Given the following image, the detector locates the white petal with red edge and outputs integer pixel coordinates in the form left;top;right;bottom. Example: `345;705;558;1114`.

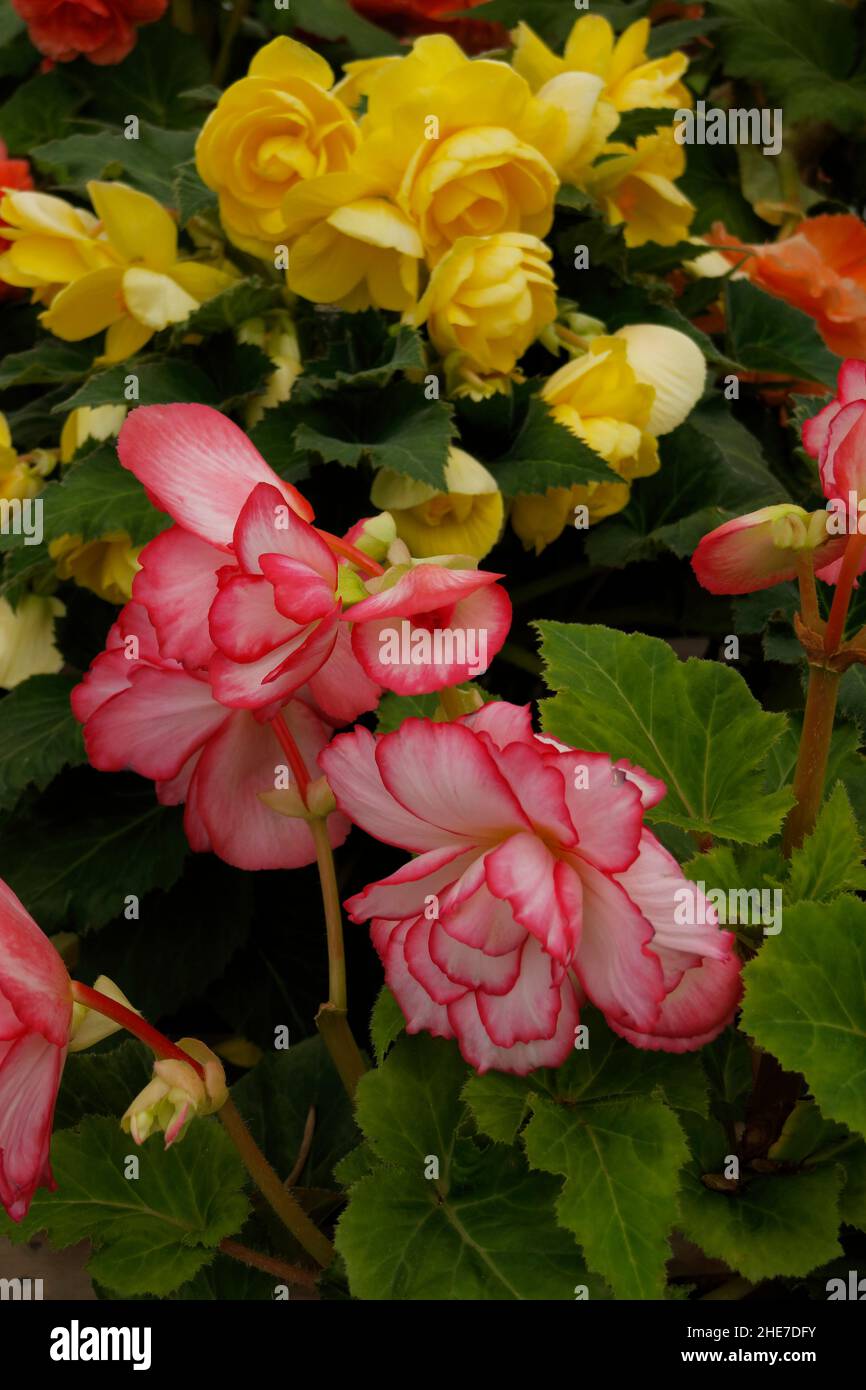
571;857;664;1033
209;574;302;663
0;1034;64;1221
485;832;581;964
344;845;478;923
133;526;225;670
372;917;455;1040
208;609;339;709
262;555;338;624
83;667;230;781
191;705;348;870
376;719;530;843
321;726;463;853
233;483;333;578
117;404;312;549
547;749;643;872
305;622;382;725
448;978;579;1076
428;919;522;995
0;882;71;1046
608;950;742;1052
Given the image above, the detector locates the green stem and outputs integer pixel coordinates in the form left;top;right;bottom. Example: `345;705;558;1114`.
311;818;367;1100
212;0;251;87
218;1098;333;1268
781;663;841;855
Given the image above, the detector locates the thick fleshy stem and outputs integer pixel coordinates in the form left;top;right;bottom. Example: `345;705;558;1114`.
824;530;866;654
219;1239;319;1290
781;664;840;855
268;715;366;1100
315;529;385;578
71;983;333;1267
218;1098;334;1267
69;982;205;1077
795;553;820;632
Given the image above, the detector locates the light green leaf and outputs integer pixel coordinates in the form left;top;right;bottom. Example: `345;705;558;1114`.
537;621;793;842
0;675;85;812
339;1033;606;1300
369;986;406;1065
2;1117;250;1296
524;1093;688;1300
678;1160;843;1282
787;783;866;902
741;896;866;1137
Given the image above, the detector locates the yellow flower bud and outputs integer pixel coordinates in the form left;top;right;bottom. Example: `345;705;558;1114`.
371;449;504;561
613;323;706;435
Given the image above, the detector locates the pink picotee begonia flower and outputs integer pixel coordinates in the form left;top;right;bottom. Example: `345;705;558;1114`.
693;359;866;596
0;880;72;1221
72;602;351;870
320;702;742;1074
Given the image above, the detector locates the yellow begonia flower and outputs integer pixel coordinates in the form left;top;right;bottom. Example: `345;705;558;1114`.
238;314;302;426
371;448;504;561
333;55;402;110
0;190;115;294
513;16;692;113
409;232;556;378
512;337;659;552
196;36;359;259
0;412;55;500
40;181;233;364
60;404;128;464
0;594;64;689
585;128;695;247
352;36;569;263
50;531;141;605
283;172;423;312
612;323;706;435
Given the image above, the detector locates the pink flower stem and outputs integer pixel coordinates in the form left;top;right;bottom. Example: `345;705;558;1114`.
69;982;205;1076
315;529;385;577
271;711;311;801
268;714;366;1100
824;530;866;655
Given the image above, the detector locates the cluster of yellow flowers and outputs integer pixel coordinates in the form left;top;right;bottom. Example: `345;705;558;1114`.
0;16;706;685
194;17;701;556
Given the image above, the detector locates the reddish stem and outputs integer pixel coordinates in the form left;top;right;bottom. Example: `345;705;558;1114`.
69;982;205;1077
824;530;866;654
270;711;311;798
315;528;385;577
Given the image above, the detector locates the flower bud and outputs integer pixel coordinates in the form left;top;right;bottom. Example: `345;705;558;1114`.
121;1039;228;1149
613;323;706;435
68;975;139;1053
692;504;847;595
